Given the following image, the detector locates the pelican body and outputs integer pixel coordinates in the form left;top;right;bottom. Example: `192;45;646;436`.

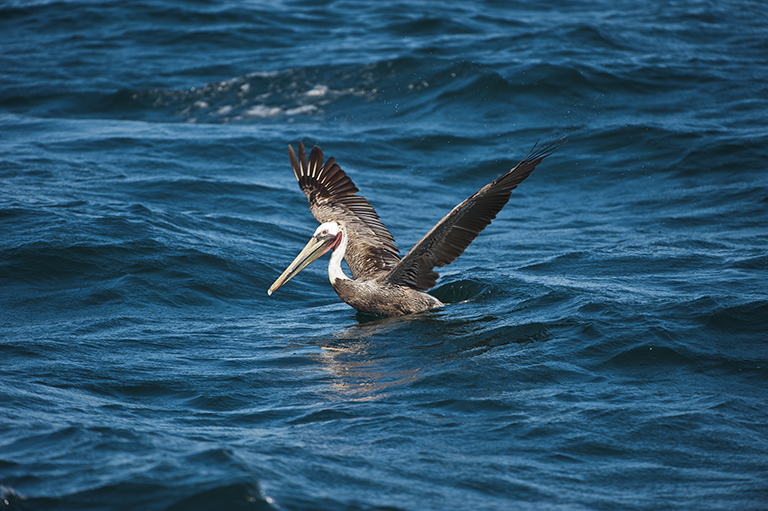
268;139;561;316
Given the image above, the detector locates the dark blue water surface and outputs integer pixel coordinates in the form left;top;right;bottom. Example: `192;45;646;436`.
2;0;768;509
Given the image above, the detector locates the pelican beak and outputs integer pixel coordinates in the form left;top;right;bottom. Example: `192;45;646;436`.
268;232;340;295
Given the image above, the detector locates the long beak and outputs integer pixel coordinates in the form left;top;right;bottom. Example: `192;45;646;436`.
267;234;338;295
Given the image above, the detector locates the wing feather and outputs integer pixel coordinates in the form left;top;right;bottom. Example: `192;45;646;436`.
386;137;563;290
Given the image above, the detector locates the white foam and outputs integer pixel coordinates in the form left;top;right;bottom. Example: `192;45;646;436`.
285;105;318;116
305;85;329;97
242;105;282;118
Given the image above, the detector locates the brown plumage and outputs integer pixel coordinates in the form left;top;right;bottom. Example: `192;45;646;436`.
288;143;400;278
269;138;562;316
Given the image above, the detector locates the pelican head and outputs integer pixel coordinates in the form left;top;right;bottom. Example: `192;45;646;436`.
267;222;342;295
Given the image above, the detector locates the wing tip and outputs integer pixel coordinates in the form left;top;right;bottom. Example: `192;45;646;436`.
524;134;567;163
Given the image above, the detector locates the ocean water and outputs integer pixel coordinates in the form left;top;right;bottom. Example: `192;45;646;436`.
2;0;767;509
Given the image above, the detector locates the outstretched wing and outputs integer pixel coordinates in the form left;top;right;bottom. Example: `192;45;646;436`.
385;137;563;290
288;141;401;279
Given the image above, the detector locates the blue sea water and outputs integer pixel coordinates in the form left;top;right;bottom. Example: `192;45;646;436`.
2;0;768;509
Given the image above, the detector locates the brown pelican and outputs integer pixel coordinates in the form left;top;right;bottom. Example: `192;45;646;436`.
268;139;561;316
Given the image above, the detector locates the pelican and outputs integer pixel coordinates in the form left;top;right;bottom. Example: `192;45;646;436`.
268;139;561;316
